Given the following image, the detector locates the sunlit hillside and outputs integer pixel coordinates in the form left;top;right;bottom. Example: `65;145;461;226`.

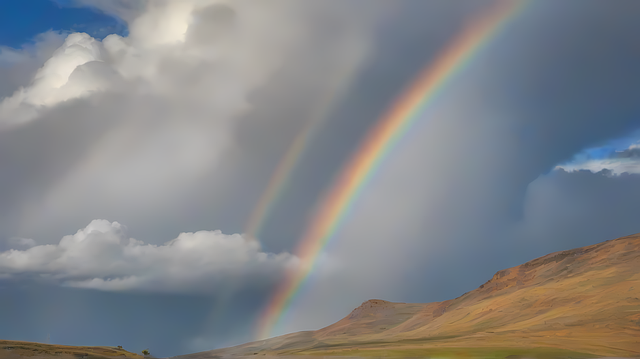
177;233;640;359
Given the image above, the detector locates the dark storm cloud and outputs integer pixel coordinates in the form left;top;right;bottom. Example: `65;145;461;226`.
0;281;267;357
509;169;640;258
254;0;501;252
612;147;640;158
398;0;640;292
280;0;640;333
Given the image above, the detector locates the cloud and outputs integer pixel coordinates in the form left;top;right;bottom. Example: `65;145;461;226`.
6;237;37;250
0;31;67;99
506;168;640;260
0;219;298;294
1;1;257;129
613;146;640;158
557;160;640;175
557;143;640;175
0;0;377;129
0;0;385;245
61;0;148;24
0;33;113;127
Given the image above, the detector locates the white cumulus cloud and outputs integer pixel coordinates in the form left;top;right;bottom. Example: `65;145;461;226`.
556;159;640;175
0;220;298;294
556;143;640;175
0;33;112;127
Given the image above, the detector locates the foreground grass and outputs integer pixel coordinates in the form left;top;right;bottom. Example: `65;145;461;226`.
294;346;599;359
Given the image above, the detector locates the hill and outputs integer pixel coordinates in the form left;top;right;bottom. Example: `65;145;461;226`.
0;340;143;359
176;233;640;359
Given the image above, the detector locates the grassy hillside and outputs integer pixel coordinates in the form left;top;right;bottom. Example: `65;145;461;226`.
180;233;640;359
0;340;143;359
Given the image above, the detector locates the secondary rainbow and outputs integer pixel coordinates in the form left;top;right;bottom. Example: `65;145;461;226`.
244;49;365;239
256;0;526;340
244;125;311;238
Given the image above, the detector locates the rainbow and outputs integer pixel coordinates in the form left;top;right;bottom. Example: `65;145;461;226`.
244;48;366;239
256;0;526;340
244;124;311;238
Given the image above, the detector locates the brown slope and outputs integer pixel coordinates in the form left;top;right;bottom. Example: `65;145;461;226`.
179;232;640;359
0;340;143;359
314;299;427;340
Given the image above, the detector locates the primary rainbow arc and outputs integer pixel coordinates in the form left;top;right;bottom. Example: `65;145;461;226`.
256;0;527;340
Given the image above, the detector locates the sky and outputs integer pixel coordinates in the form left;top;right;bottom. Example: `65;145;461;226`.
1;0;640;357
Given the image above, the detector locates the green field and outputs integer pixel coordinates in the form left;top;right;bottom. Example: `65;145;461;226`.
295;346;599;359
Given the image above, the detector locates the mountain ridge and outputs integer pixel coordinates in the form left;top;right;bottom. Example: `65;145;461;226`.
176;232;640;359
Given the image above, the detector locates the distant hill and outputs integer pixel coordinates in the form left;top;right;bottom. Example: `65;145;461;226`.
176;233;640;359
0;340;143;359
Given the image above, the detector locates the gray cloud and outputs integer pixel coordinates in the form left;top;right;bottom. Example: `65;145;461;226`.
508;169;640;257
0;0;387;246
0;281;267;357
278;0;640;334
614;146;640;158
6;237;37;250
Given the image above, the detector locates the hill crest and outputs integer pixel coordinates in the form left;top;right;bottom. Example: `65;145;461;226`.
176;233;640;359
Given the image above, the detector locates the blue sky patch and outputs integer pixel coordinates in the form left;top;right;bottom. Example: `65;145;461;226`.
0;0;127;49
